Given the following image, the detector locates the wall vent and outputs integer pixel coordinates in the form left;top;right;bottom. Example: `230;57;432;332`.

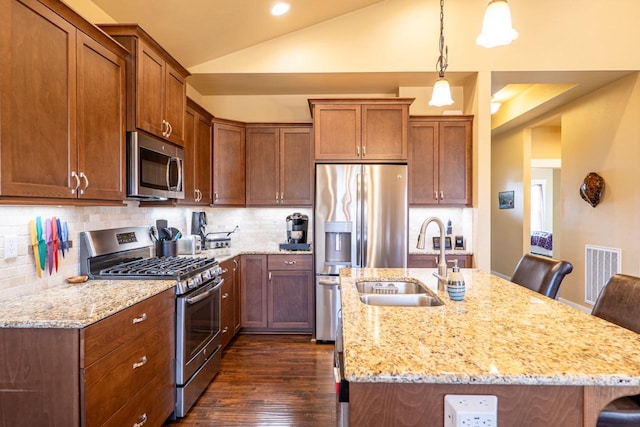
585;245;621;305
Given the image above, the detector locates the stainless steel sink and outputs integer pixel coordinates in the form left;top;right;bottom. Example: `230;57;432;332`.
359;293;444;307
355;280;427;295
355;279;444;307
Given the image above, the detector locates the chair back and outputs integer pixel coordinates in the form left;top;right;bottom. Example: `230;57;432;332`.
510;253;573;299
591;274;640;333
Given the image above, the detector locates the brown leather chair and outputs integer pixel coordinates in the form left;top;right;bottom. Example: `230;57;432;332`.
510;253;573;299
592;274;640;427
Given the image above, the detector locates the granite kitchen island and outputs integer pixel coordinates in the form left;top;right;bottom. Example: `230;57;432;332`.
339;268;640;426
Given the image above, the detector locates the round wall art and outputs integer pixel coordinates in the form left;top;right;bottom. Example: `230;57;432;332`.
580;172;605;208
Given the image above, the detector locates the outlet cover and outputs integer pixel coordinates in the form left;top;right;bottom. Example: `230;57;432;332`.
5;235;17;259
444;394;497;427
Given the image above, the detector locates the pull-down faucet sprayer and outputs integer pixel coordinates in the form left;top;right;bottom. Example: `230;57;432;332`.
417;216;447;290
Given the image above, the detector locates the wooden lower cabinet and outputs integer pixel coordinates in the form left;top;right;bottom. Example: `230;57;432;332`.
408;254;473;268
0;288;175;427
240;254;313;333
220;257;241;349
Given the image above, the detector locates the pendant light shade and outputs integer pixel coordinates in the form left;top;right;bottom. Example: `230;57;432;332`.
429;0;454;107
476;0;518;48
429;78;454;107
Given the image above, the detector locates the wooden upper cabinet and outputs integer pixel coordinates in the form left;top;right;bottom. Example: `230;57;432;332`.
408;116;473;206
246;125;313;206
99;24;189;146
181;98;212;205
309;98;413;161
213;119;246;206
0;0;126;203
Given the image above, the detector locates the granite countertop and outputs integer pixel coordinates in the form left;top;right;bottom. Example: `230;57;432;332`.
340;268;640;387
0;279;175;329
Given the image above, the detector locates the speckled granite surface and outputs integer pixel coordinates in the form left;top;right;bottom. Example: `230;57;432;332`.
340;268;640;387
0;280;175;328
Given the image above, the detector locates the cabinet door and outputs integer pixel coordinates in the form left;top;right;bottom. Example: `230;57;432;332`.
313;104;361;160
136;41;165;138
76;31;126;201
240;255;267;328
362;104;408;160
246;127;279;205
0;0;77;199
268;269;314;331
232;258;241;333
213;121;246;205
408;120;438;205
439;120;472;205
280;127;313;206
163;63;186;146
194;115;212;204
182;108;197;203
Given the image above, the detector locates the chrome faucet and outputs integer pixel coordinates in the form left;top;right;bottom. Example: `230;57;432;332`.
417;217;447;290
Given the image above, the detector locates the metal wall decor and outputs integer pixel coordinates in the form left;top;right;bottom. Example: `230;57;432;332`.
580;172;605;207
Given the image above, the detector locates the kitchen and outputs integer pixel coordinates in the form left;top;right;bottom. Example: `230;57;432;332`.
1;0;640;426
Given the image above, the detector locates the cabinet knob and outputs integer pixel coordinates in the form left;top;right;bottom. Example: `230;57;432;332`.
71;171;81;195
222;326;229;334
79;172;89;195
133;413;148;427
132;355;147;370
132;313;147;324
222;292;229;299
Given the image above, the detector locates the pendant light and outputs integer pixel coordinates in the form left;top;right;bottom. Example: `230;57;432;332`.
429;0;454;107
476;0;518;48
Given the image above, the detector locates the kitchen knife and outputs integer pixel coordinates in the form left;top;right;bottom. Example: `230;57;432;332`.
46;218;53;275
52;217;59;272
36;217;46;272
29;220;42;278
60;220;67;257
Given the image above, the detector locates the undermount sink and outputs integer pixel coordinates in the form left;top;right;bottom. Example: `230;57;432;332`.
359;293;444;307
355;280;427;295
355;279;444;307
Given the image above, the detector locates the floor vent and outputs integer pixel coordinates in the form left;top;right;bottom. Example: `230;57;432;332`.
585;245;621;305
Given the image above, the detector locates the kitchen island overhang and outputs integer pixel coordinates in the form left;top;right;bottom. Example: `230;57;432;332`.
339;268;640;426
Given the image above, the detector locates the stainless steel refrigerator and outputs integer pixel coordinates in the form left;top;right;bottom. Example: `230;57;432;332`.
314;164;408;341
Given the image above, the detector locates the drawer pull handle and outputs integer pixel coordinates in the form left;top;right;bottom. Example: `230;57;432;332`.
133;413;147;427
222;292;229;299
222;326;229;333
132;313;147;324
132;356;147;370
285;261;296;265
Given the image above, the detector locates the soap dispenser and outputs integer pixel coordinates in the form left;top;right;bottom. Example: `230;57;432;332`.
446;259;465;301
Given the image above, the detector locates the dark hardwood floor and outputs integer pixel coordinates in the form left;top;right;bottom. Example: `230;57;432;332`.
166;334;337;426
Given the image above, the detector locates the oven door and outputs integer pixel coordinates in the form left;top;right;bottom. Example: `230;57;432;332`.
176;276;222;385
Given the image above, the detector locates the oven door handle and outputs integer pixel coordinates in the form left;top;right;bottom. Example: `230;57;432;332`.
186;279;224;305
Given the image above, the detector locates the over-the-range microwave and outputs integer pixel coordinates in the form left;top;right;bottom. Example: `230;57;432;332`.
127;131;184;200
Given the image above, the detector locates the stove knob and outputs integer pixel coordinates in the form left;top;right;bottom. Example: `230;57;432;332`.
202;270;211;281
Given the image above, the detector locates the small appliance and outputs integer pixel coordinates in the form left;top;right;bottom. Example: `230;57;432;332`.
279;212;310;251
191;211;207;242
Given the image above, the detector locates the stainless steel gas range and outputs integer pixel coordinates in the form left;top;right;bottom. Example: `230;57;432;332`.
80;226;223;418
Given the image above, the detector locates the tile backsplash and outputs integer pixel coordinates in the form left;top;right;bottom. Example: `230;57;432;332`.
0;203;471;300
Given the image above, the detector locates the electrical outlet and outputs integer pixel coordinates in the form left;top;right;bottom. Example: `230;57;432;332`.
5;235;17;259
444;394;497;427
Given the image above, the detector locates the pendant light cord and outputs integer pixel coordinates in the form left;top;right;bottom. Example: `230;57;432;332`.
435;0;448;78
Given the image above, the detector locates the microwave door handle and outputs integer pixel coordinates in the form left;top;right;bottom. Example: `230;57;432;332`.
165;158;172;190
176;158;183;191
166;157;183;191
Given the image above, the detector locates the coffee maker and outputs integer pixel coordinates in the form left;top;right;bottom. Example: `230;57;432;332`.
191;211;207;242
279;213;311;251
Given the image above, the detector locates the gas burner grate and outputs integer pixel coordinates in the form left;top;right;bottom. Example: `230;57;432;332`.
99;256;217;278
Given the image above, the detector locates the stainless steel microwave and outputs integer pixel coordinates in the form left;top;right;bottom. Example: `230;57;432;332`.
127;131;184;200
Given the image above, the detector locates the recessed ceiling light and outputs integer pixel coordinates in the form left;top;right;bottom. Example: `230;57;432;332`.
271;2;290;16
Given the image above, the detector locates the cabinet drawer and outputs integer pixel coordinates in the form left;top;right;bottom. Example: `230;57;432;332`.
84;311;173;426
267;254;312;271
100;373;174;427
83;288;174;366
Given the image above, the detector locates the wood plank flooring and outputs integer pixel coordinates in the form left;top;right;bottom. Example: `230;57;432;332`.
166;334;337;426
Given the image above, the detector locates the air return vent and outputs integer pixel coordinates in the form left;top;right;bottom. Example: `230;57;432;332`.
585;245;621;305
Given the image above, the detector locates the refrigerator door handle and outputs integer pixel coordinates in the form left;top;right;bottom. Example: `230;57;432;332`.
356;173;362;267
361;171;368;267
